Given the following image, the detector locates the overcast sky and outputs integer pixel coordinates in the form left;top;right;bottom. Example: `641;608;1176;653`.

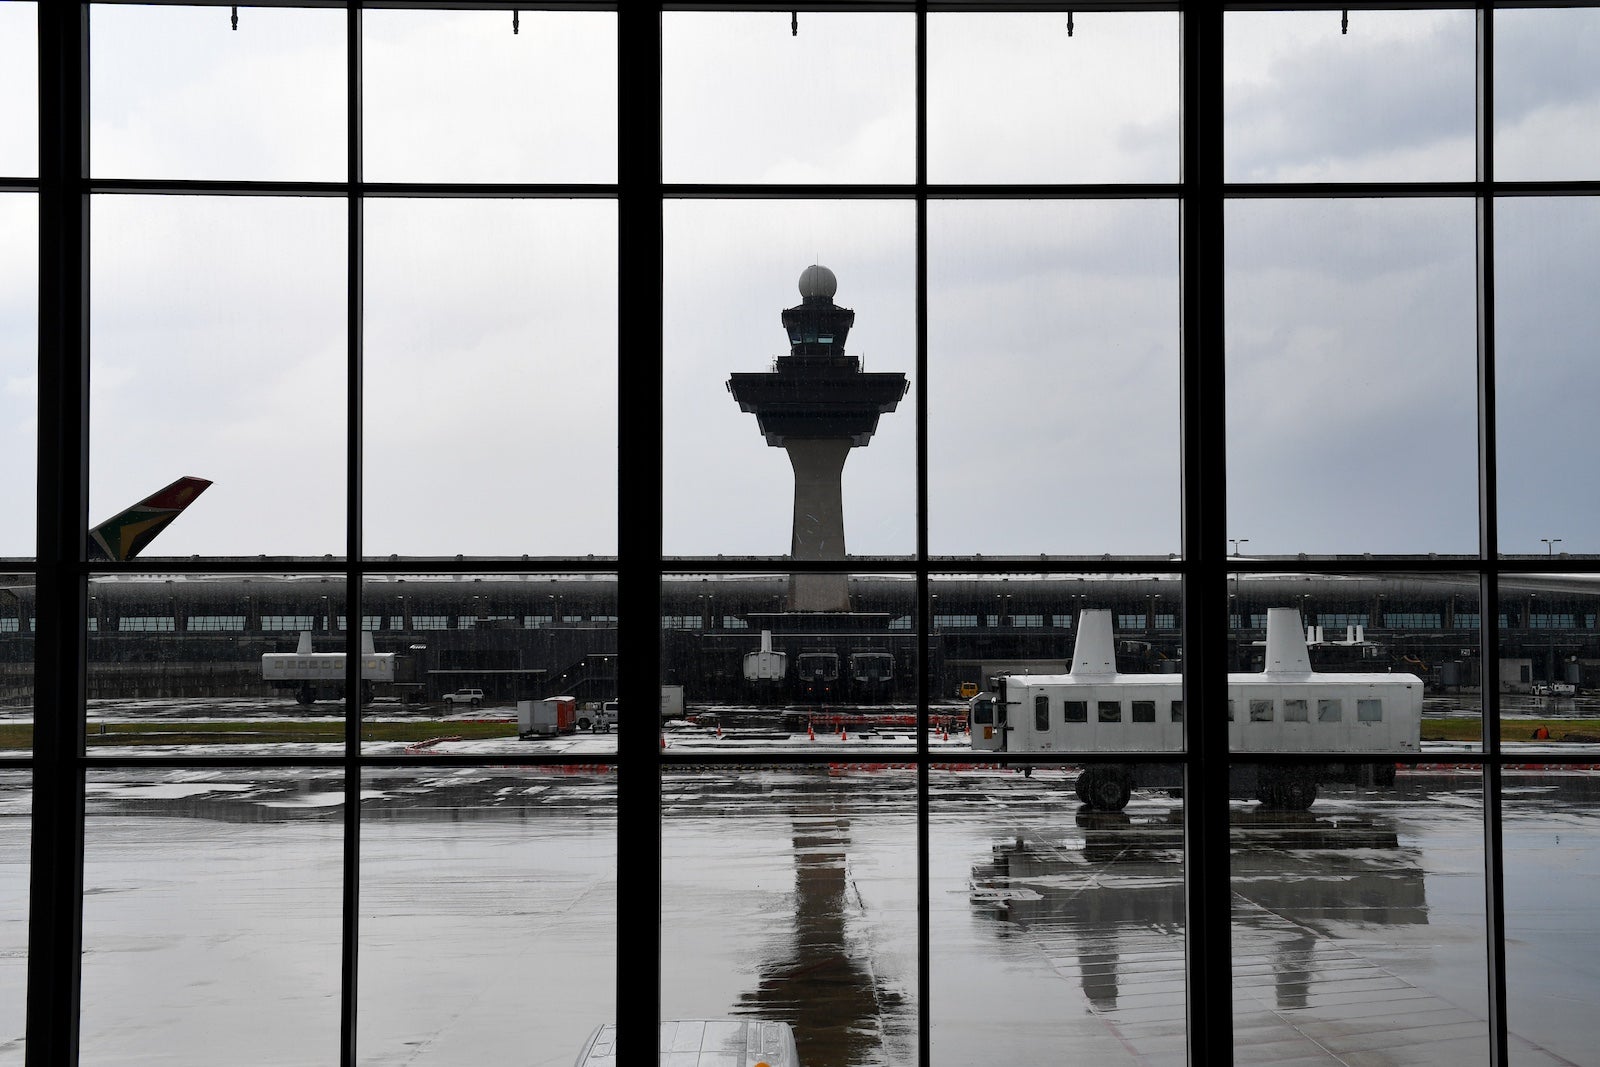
2;5;1598;560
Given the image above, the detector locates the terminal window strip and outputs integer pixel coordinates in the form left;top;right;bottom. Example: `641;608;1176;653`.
117;616;175;632
186;615;245;632
262;615;315;631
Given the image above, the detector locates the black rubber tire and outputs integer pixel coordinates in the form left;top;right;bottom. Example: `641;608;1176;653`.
1075;769;1094;804
1281;776;1317;811
470;698;481;708
1373;763;1397;787
577;717;591;731
1089;772;1131;813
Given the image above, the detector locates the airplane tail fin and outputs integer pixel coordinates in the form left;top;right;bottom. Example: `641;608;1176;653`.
87;476;212;562
1070;608;1119;676
1264;607;1313;674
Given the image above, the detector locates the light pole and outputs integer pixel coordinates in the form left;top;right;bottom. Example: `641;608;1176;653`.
1542;538;1563;557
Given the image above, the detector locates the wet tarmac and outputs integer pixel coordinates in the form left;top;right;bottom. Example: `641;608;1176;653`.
1;767;1598;1065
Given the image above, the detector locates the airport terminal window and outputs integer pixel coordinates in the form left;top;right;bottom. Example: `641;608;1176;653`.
13;6;1599;1067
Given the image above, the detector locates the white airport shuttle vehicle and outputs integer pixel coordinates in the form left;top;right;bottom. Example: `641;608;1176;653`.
261;630;395;705
573;1019;800;1067
969;607;1422;812
743;629;788;684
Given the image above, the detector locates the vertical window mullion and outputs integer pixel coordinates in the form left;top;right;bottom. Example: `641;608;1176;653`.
339;4;364;1065
617;7;664;1065
26;3;89;1065
1475;9;1510;1066
914;6;930;1067
1179;5;1232;1065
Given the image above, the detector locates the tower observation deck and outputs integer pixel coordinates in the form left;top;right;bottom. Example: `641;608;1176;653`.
727;265;908;612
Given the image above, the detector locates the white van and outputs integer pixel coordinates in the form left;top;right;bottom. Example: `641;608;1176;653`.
573;1019;800;1067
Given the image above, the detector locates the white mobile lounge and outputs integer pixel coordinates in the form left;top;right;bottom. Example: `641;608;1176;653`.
969;607;1422;811
572;1019;801;1067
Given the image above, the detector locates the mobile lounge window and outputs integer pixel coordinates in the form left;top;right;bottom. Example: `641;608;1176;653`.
1064;700;1087;723
1250;699;1273;722
1099;701;1121;723
1035;695;1050;731
1318;699;1343;722
1358;699;1384;722
1132;700;1156;723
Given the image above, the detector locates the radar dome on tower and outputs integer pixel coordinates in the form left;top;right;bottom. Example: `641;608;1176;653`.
798;264;838;304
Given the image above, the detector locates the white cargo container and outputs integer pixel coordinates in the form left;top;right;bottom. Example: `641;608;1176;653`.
518;696;577;737
659;684;686;720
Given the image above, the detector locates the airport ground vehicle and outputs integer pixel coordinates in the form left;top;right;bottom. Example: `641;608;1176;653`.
262;630;395;705
578;700;617;732
518;696;577;736
442;688;483;708
970;608;1422;812
572;1019;800;1067
958;681;979;699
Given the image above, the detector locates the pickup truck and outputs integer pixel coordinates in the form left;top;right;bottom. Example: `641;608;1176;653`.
442;688;484;708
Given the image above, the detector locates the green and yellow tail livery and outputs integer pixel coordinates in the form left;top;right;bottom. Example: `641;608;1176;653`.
87;476;212;562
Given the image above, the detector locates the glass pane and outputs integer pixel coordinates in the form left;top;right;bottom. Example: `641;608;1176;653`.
0;4;36;177
940;573;1184;770
929;200;1179;556
1224;10;1475;183
362;573;617;756
359;767;616;1062
87;573;349;756
80;768;343;1064
364;198;617;557
1498;575;1600;752
0;194;35;560
1495;197;1600;556
1225;199;1477;556
661;572;927;757
664;200;915;557
929;12;1179;184
90;195;347;557
662;13;914;184
0;573;32;757
1231;768;1488;1061
363;10;617;184
1229;573;1476;761
936;766;1187;1065
1495;8;1600;181
89;4;346;181
0;769;28;1054
661;764;918;1066
1503;773;1600;1062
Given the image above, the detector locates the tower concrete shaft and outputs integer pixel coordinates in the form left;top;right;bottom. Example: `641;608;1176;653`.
785;439;851;611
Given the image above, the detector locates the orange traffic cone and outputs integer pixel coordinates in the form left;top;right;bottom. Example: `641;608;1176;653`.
716;723;722;738
660;735;666;749
840;727;848;741
807;724;816;740
941;728;949;742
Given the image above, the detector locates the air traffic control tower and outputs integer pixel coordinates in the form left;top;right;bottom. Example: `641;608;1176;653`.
727;265;908;612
